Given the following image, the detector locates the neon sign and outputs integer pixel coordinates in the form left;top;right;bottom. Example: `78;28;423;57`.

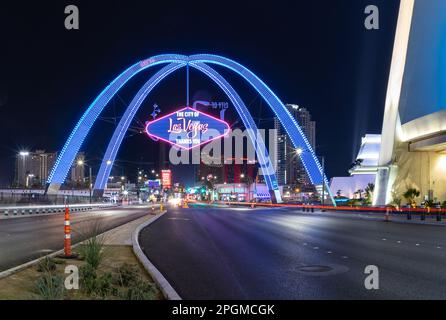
161;170;172;189
145;106;230;150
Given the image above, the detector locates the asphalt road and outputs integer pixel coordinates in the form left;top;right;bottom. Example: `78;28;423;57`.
0;205;152;271
139;206;446;299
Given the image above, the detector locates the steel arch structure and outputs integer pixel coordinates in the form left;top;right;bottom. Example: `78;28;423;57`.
46;54;335;205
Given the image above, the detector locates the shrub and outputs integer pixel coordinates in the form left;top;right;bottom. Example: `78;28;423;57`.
115;263;139;287
79;264;98;295
75;221;107;270
80;264;116;298
79;236;105;270
123;279;157;300
35;273;65;300
36;257;57;273
95;272;116;298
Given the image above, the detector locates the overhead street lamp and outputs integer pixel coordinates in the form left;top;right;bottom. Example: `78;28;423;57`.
77;160;93;204
295;147;326;205
19;151;30;188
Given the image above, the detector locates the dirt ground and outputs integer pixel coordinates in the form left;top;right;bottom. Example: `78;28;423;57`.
0;245;163;300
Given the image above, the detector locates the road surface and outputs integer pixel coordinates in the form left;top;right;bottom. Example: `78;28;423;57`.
139;206;446;299
0;205;153;271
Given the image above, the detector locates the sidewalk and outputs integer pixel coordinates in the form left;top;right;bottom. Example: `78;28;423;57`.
308;209;446;226
102;213;160;246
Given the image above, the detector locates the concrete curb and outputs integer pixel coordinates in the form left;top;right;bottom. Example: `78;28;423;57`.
0;244;79;280
0;209;126;280
132;210;182;301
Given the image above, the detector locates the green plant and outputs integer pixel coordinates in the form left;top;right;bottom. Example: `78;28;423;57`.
116;263;139;287
424;199;434;208
123;279;157;300
80;264;98;295
36;257;57;273
390;190;402;209
403;188;420;207
35;273;65;300
77;222;106;269
80;264;116;298
95;272;116;298
364;183;375;205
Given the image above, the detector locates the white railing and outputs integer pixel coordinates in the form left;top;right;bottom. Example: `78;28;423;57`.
0;203;119;218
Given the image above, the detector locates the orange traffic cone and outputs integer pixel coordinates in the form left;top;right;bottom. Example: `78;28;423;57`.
64;205;72;257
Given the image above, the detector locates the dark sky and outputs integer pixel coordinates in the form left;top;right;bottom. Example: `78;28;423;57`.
0;0;400;186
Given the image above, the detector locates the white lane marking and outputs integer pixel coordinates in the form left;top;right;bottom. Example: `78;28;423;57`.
397;241;402;243
313;247;319;250
415;243;420;246
167;218;190;221
437;246;442;249
327;251;332;254
342;256;348;259
382;238;387;241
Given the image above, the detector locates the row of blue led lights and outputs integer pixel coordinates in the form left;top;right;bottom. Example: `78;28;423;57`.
95;63;186;190
189;62;279;196
190;55;333;202
47;54;189;185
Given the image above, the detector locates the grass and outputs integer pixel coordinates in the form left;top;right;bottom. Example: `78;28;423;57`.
0;246;163;300
35;272;65;300
75;221;107;270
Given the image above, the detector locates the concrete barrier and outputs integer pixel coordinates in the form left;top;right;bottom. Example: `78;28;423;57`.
0;203;119;219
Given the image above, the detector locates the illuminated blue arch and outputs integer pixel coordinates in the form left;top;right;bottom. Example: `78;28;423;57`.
94;61;281;201
189;55;334;204
46;54;188;192
94;62;186;191
47;54;334;205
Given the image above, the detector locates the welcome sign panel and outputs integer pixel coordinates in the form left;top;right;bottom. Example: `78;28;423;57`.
145;107;230;150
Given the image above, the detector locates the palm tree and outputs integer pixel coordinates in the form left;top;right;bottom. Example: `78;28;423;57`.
364;183;375;204
403;188;420;207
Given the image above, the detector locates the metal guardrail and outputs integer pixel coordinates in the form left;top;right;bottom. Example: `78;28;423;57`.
0;203;119;218
190;200;446;217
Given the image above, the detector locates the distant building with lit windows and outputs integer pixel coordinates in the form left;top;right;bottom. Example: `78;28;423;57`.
15;150;57;188
274;104;316;191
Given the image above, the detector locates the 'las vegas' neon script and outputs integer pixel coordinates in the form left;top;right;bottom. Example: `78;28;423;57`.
168;111;209;139
145;107;230;150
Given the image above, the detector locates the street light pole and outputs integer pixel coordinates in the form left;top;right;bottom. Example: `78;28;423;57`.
89;166;92;204
296;148;327;206
321;156;325;206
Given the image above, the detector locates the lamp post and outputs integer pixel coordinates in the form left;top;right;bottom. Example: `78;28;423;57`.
77;160;93;204
19;151;29;188
321;156;325;205
295;148;326;205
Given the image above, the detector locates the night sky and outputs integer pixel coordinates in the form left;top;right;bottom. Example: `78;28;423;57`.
0;0;400;186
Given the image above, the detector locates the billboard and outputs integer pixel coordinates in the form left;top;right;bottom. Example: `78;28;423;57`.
161;170;172;189
145;107;230;150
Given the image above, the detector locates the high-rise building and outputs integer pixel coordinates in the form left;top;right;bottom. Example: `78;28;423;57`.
274;104;316;190
15;150;57;187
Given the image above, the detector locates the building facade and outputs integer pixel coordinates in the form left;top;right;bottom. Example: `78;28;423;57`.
274;104;316;191
15;150;57;188
374;0;446;206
